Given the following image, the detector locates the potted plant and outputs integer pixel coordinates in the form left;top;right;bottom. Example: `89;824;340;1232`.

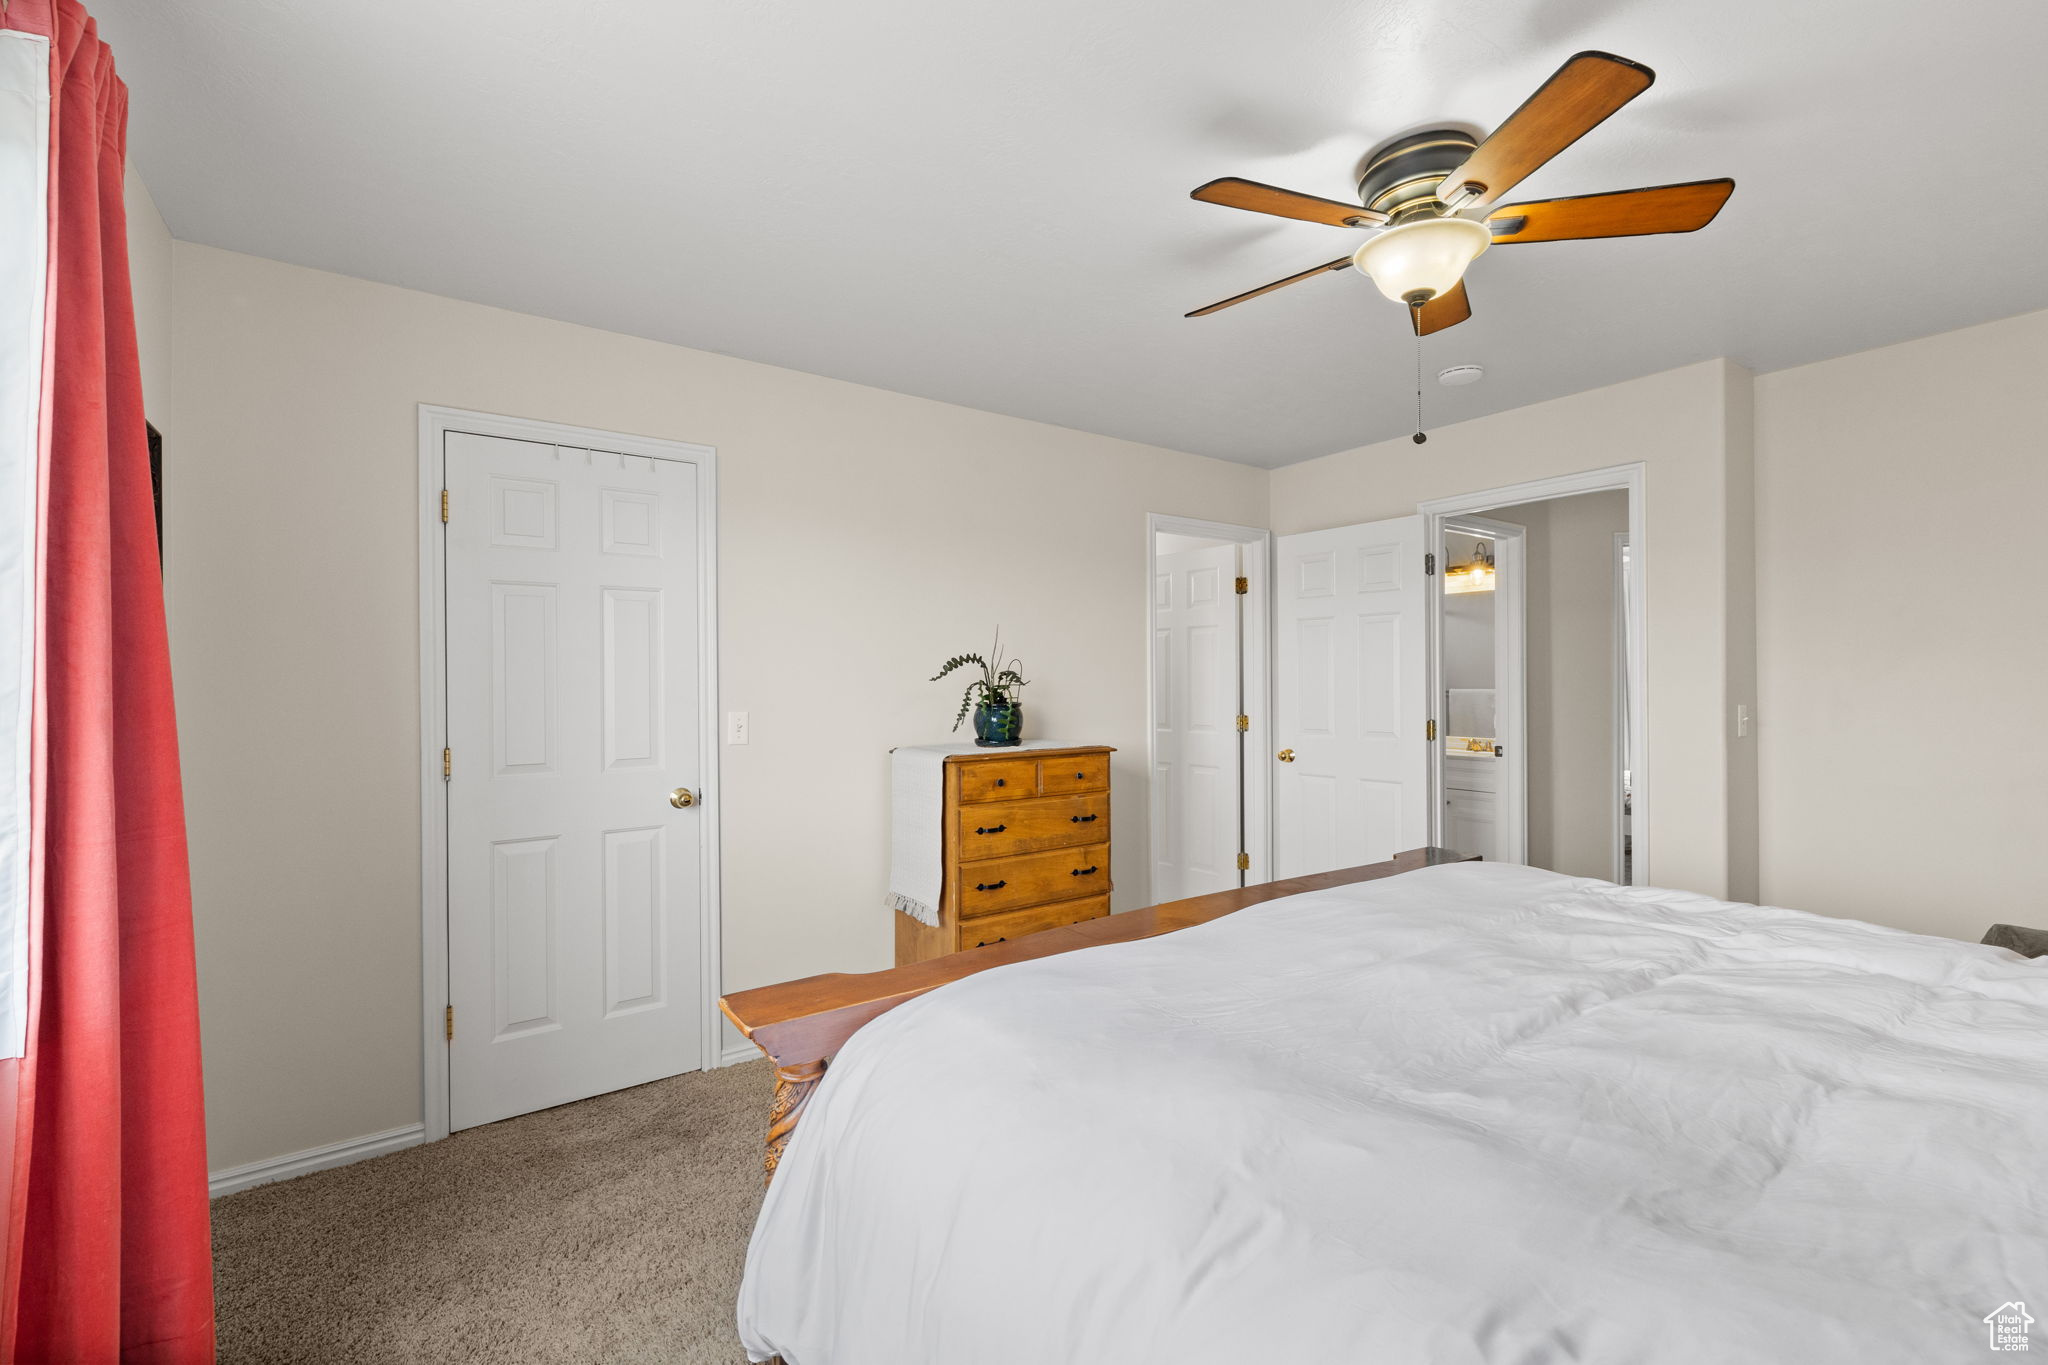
931;629;1029;747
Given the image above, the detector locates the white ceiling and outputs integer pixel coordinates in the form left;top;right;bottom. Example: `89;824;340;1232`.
88;0;2048;467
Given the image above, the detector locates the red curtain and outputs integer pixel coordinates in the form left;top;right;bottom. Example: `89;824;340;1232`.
1;2;215;1360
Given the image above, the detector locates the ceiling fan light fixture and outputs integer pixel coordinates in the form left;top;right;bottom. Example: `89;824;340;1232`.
1350;216;1491;306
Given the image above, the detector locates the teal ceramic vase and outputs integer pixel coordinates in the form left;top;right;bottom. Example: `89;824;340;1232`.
973;699;1022;747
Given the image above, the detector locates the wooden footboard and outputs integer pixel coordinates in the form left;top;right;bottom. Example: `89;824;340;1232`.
719;847;1475;1182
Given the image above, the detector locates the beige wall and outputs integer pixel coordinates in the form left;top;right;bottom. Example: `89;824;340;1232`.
1721;375;1760;903
1270;360;1757;900
1755;308;2048;939
123;163;171;428
167;243;1267;1170
1487;492;1628;880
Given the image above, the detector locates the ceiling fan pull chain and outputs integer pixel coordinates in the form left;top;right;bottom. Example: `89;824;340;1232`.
1413;331;1427;444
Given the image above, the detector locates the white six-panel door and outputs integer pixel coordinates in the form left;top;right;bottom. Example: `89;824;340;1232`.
1273;516;1428;878
1151;543;1242;901
444;430;704;1130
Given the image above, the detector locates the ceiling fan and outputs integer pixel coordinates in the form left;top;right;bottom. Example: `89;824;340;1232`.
1185;51;1734;335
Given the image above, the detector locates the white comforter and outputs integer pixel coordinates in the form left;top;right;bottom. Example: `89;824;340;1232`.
738;863;2048;1364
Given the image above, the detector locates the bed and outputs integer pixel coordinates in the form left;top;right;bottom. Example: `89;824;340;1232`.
726;857;2048;1364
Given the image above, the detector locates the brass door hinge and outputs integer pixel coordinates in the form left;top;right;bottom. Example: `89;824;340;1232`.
1235;714;1249;732
442;747;452;779
444;1005;454;1041
1236;852;1251;871
1426;719;1437;741
440;489;450;523
1234;576;1248;595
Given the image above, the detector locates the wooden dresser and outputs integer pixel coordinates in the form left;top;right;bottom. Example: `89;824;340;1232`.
894;745;1115;966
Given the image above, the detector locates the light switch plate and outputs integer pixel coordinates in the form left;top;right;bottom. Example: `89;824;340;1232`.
726;711;749;745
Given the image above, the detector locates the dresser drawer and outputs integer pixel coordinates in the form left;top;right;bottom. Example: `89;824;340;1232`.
956;843;1109;918
958;793;1109;861
957;758;1039;803
1038;753;1109;796
961;895;1110;950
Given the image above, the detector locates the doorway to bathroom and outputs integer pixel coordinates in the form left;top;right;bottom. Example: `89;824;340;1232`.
1424;471;1642;883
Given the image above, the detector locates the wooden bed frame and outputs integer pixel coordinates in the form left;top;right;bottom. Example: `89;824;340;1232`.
719;846;1474;1181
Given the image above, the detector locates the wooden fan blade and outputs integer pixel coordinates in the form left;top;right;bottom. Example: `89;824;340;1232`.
1486;178;1733;243
1191;178;1388;229
1411;280;1471;336
1442;51;1655;211
1185;257;1354;318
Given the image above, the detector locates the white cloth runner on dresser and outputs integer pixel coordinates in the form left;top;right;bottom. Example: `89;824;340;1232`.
887;741;1069;927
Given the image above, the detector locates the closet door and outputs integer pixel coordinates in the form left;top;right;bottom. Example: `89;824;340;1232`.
443;430;705;1130
1152;543;1242;900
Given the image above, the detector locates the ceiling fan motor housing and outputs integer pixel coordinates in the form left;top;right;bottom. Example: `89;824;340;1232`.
1357;129;1479;223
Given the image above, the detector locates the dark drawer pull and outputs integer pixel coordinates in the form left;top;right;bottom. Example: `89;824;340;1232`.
1069;813;1098;823
975;936;1008;948
975;879;1007;892
1075;772;1086;779
1071;865;1099;877
974;824;1008;835
994;778;1006;788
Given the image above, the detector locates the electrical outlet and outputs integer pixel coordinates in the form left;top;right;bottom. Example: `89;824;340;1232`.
726;711;749;745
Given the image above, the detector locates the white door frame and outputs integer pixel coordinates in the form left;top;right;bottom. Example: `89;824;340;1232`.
1419;462;1647;884
1436;514;1527;865
1144;513;1273;894
416;404;721;1144
1611;530;1632;884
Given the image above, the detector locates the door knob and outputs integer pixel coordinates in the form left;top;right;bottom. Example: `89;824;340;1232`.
669;787;698;808
1277;749;1296;763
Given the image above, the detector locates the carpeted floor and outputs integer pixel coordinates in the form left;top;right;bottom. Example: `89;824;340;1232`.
211;1060;774;1364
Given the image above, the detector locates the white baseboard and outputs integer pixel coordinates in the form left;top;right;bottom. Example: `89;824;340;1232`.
215;1051;755;1198
209;1122;426;1199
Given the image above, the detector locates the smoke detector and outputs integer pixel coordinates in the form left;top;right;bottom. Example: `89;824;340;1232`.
1437;365;1484;387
